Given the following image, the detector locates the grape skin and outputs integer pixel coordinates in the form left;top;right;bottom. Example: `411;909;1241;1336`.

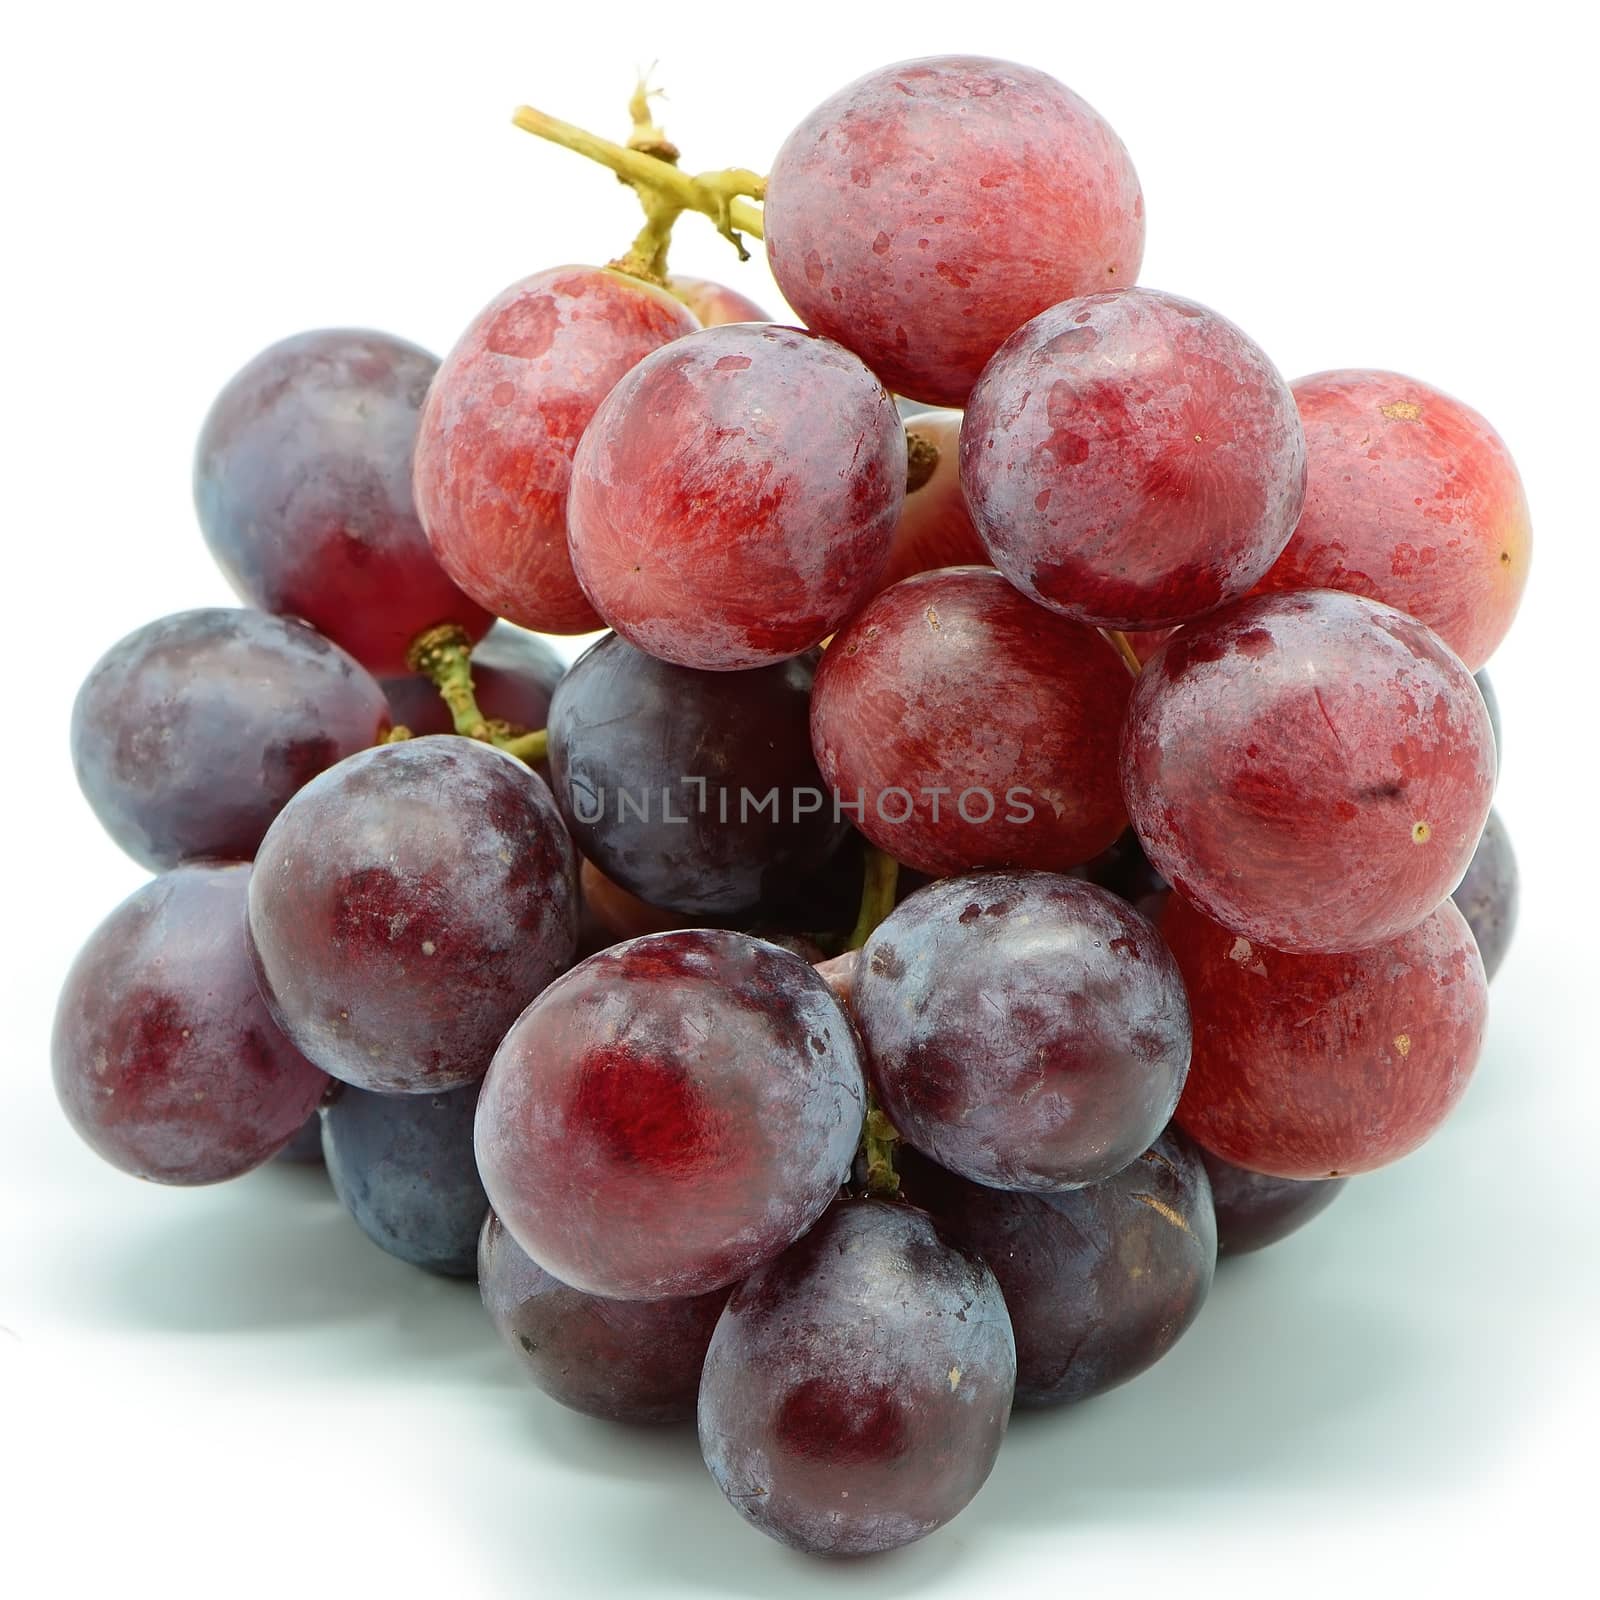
1163;893;1487;1179
195;330;491;674
273;1113;326;1167
413;267;697;634
479;1212;728;1424
72;608;389;871
667;275;772;326
1451;808;1519;981
961;288;1306;629
248;738;577;1094
1198;1150;1347;1256
567;323;904;671
53;864;328;1185
853;872;1191;1191
474;930;864;1300
1475;668;1503;764
765;54;1143;407
698;1199;1015;1555
321;1083;487;1277
548;633;846;915
811;567;1132;876
1254;370;1531;671
1122;590;1496;954
904;1130;1217;1407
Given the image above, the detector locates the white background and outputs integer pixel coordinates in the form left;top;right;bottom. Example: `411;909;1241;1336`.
2;2;1595;1595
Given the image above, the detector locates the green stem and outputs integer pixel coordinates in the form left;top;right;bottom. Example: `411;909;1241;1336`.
499;728;549;765
1104;629;1144;678
861;1106;901;1199
847;846;899;952
403;623;548;767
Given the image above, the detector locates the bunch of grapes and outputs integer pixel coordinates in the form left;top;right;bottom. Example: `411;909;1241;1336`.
54;55;1527;1557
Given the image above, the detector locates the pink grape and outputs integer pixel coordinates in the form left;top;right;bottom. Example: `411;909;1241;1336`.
668;274;772;326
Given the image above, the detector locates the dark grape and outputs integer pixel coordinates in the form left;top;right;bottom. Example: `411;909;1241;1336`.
853;872;1191;1191
1077;829;1169;908
764;55;1143;406
1122;590;1496;954
479;1212;728;1423
668;275;772;326
1198;1149;1347;1256
475;930;864;1299
195;330;490;673
1451;808;1519;980
548;632;846;916
1163;893;1487;1178
904;1129;1216;1406
248;737;577;1094
321;1082;487;1276
1475;669;1502;764
1254;370;1531;670
567;323;904;670
413;266;697;633
698;1198;1015;1554
381;622;564;740
71;608;389;871
53;864;327;1184
961;288;1306;629
274;1112;326;1167
811;568;1133;877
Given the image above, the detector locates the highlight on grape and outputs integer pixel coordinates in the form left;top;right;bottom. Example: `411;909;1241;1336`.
55;51;1526;1560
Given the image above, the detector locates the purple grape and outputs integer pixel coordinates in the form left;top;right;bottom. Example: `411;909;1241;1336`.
698;1198;1015;1554
479;1212;728;1423
53;864;328;1184
248;737;577;1094
475;929;864;1299
321;1083;487;1276
853;872;1191;1191
273;1112;326;1167
1475;669;1502;764
71;608;390;871
904;1130;1216;1407
1198;1149;1348;1256
1451;808;1519;981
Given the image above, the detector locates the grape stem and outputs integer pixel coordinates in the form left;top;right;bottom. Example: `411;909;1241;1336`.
846;845;904;1199
403;623;547;765
511;104;765;281
1104;629;1144;677
847;846;899;952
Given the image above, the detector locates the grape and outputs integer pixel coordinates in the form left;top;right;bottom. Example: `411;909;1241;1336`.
577;859;691;950
1126;627;1177;666
1198;1149;1347;1257
479;1212;727;1423
1253;371;1531;670
53;864;327;1184
548;633;846;914
811;568;1132;877
1162;892;1487;1178
960;288;1306;629
195;330;491;674
248;737;577;1094
566;323;904;670
321;1083;487;1277
1451;808;1519;981
1122;590;1496;954
474;929;864;1299
880;410;989;590
853;872;1191;1191
667;274;772;326
71;608;389;871
698;1198;1014;1554
274;1112;326;1167
381;622;564;741
764;55;1143;407
1476;668;1503;763
904;1129;1216;1406
413;267;697;634
1077;829;1168;909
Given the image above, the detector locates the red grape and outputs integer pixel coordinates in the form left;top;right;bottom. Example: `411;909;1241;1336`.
413;266;697;633
567;323;904;670
879;409;989;590
1452;808;1519;981
764;55;1143;406
248;737;577;1094
53;864;328;1184
1476;668;1503;761
195;330;491;673
479;1212;727;1424
1198;1149;1347;1257
904;1130;1216;1406
1163;892;1487;1178
474;929;865;1299
548;632;846;914
380;622;563;740
667;274;772;326
853;872;1191;1190
1254;370;1531;670
960;288;1306;628
698;1198;1014;1554
1122;590;1496;954
811;568;1132;876
72;608;390;871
